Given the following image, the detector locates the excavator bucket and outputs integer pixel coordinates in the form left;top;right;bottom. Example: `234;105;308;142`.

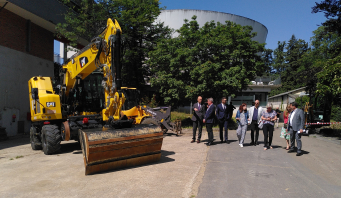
79;124;163;175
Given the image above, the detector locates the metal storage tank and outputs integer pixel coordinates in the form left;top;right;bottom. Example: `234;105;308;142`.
156;9;268;44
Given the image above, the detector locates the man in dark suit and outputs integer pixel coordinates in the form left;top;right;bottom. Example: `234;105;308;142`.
203;98;216;146
216;97;230;143
191;96;205;143
287;102;305;156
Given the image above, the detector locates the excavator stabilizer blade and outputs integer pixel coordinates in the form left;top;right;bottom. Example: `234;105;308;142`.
79;124;163;175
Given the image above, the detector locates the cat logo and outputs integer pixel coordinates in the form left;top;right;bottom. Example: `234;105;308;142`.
46;102;55;107
79;57;88;68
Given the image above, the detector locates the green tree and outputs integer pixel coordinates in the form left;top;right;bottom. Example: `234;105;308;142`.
316;55;341;97
298;26;341;96
312;1;341;104
260;48;274;76
312;0;341;35
56;0;172;89
147;16;265;106
272;41;286;74
270;35;309;96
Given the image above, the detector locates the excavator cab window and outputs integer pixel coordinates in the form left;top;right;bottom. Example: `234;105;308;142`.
31;88;38;99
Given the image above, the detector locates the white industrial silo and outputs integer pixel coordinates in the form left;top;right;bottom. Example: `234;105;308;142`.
156;9;268;44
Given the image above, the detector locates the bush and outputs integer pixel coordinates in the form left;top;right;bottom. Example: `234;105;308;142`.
331;105;341;122
140;94;159;108
295;96;310;109
171;111;192;128
228;117;238;130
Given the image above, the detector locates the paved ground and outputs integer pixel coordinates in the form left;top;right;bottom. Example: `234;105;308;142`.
1;125;341;198
197;127;341;198
0;132;207;198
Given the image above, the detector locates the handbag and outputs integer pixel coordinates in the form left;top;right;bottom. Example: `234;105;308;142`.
258;119;264;129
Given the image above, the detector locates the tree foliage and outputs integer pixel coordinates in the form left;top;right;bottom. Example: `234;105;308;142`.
312;0;341;35
260;48;274;76
147;16;265;106
312;1;341;102
56;0;172;89
269;35;309;96
316;55;341;96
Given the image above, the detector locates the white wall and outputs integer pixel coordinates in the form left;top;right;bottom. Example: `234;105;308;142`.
0;45;54;135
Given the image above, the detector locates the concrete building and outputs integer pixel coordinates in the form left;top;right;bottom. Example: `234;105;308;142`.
268;87;308;110
0;0;85;136
229;76;281;107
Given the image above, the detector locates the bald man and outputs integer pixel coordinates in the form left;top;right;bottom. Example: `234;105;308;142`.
191;96;205;143
248;100;264;146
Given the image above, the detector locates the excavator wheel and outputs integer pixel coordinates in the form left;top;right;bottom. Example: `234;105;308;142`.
30;126;42;150
41;125;61;155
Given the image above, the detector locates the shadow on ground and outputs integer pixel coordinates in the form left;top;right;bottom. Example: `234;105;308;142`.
91;150;176;176
0;136;30;150
59;141;82;154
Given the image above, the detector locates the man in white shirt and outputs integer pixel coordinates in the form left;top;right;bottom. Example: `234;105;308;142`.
286;102;305;156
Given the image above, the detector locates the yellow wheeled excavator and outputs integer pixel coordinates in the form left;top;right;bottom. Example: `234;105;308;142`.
28;18;166;175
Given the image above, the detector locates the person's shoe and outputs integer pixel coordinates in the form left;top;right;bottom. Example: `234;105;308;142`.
197;140;200;143
226;140;230;144
239;144;243;148
254;143;257;146
250;142;254;145
221;140;224;143
206;142;211;146
191;140;195;143
296;153;302;156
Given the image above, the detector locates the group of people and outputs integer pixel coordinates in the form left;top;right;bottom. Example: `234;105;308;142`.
191;96;305;156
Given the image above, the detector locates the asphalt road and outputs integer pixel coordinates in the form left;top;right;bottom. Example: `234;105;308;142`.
1;126;340;198
197;127;341;198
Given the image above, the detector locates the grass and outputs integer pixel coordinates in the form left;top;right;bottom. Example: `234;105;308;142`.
16;155;24;159
9;158;13;160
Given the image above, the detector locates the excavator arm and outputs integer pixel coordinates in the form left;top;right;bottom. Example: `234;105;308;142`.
59;18;123;121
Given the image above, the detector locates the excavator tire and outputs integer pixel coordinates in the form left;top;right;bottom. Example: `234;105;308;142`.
41;125;61;155
141;118;158;126
30;126;42;150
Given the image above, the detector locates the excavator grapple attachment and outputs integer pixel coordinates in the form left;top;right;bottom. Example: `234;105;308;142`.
79;124;163;175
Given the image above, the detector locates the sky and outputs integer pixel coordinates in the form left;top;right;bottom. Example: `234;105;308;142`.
54;0;327;54
159;0;327;50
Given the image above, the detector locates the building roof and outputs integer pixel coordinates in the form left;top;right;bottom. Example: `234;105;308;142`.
268;87;306;99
